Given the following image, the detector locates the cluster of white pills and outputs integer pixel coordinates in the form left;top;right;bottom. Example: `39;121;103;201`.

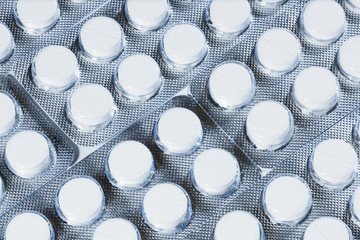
154;107;203;155
105;140;155;190
309;139;358;190
14;0;60;35
0;23;15;63
5;130;55;179
246;101;294;151
303;217;353;240
0;91;20;137
214;211;265;240
55;176;105;226
262;174;312;226
5;212;55;240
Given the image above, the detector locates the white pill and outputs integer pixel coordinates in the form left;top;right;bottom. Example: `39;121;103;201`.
161;24;207;69
142;183;192;233
256;0;288;7
191;149;240;197
5;131;53;179
350;186;360;227
246;101;294;151
292;67;340;115
255;28;301;75
347;0;360;12
125;0;170;31
79;17;125;62
208;61;256;110
14;0;60;35
0;92;19;137
205;0;251;37
303;217;353;240
337;36;360;83
309;139;358;190
56;176;105;226
214;211;264;240
67;84;116;132
114;55;162;101
300;0;346;45
0;175;5;203
5;212;55;240
32;46;79;92
154;107;203;155
262;174;312;226
106;141;155;190
93;218;141;240
0;23;14;62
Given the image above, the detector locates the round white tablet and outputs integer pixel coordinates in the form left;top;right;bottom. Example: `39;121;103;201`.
291;67;340;115
32;46;79;92
5;212;55;240
125;0;170;31
93;218;141;240
5;131;54;179
0;92;19;137
106;141;155;190
0;175;5;204
79;17;125;62
337;36;360;83
66;84;116;132
213;211;265;240
350;186;360;227
309;139;358;190
160;24;207;69
255;28;301;75
0;23;15;63
55;176;105;226
347;0;360;12
246;101;294;151
114;55;162;101
191;149;240;197
300;0;346;45
303;217;353;240
262;174;312;226
142;183;192;233
154;107;203;155
14;0;60;35
256;0;288;7
205;0;252;37
208;61;256;110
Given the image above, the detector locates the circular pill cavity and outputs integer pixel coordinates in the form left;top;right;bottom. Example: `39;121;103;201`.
125;0;170;31
309;139;358;190
154;107;203;155
142;183;192;233
255;28;301;75
0;92;20;137
32;46;79;92
160;24;207;69
256;0;288;7
300;0;346;45
262;174;312;226
66;84;116;132
191;148;240;197
0;175;5;204
205;0;252;37
0;23;15;62
246;101;294;151
353;119;360;147
350;186;360;227
56;176;105;226
93;218;141;240
337;36;360;83
106;141;155;190
5;131;54;179
208;61;256;110
303;217;353;240
79;17;125;62
114;55;162;101
14;0;60;35
292;67;340;115
5;212;55;240
214;210;265;240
